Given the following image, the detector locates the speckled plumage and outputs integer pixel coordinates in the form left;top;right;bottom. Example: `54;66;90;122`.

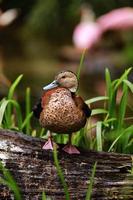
33;70;91;153
39;87;87;133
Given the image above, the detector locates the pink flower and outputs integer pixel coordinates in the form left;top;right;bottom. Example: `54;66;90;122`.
73;22;102;49
73;7;133;50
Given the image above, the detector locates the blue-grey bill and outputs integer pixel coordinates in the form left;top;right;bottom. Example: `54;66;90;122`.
43;80;58;90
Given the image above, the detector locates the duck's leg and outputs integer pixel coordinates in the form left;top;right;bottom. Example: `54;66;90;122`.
62;133;80;154
42;131;58;150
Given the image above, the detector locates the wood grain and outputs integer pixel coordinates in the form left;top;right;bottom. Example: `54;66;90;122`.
0;129;133;200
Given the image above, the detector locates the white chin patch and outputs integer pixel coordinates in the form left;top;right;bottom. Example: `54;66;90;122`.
69;87;77;93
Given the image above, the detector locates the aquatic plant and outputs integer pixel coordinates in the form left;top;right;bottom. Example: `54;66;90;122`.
0;67;133;154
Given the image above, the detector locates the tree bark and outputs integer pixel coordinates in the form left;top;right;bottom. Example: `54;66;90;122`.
0;129;133;200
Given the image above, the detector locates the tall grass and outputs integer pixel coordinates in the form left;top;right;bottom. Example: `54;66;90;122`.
85;162;97;200
53;146;70;200
0;56;132;200
0;75;34;134
77;49;86;81
73;67;133;154
0;67;133;154
53;147;97;200
0;162;22;200
0;49;133;154
0;152;97;200
0;51;133;199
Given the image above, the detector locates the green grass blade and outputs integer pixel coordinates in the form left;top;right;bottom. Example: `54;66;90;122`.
86;96;108;104
105;68;112;98
0;99;23;129
9;100;23;130
91;109;108;116
123;79;133;93
7;74;23;127
53;147;70;200
42;191;47;200
103;118;116;127
21;112;33;131
77;49;86;81
8;75;23;100
117;82;128;129
85;162;97;200
114;68;132;91
25;87;31;134
105;68;117;120
0;98;9;126
39;128;46;137
108;125;133;152
96;122;102;151
108;90;117;120
0;162;22;200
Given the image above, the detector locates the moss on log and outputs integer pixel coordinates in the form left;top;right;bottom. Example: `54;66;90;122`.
0;129;133;200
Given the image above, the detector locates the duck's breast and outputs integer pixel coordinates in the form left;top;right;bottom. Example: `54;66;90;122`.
40;88;86;133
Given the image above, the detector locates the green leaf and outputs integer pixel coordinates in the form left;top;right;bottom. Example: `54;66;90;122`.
10;100;23;130
96;122;102;151
85;162;97;200
25;87;32;134
105;68;112;98
21;112;33;131
7;74;23;127
105;68;116;120
42;191;47;200
0;162;22;200
117;82;128;129
77;49;86;81
0;98;8;126
86;96;108;105
53;147;70;200
114;68;132;91
108;125;133;152
103;118;116;127
91;109;108;116
8;74;23;100
0;99;22;130
123;80;133;93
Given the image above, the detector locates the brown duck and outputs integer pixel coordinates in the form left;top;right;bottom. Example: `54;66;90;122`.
33;70;91;154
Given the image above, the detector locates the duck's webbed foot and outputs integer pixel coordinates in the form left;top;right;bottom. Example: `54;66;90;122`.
63;144;80;154
42;138;53;150
42;138;58;150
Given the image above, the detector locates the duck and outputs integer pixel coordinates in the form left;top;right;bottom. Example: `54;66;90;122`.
33;70;91;154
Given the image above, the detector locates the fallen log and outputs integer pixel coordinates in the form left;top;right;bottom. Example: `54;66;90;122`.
0;129;133;200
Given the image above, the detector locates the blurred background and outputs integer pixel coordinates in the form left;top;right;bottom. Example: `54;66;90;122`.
0;0;133;105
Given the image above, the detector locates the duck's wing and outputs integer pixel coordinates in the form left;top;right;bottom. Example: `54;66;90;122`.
82;101;91;118
72;94;91;118
33;98;43;119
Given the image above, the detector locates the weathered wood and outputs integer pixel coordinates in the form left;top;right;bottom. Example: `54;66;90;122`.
0;129;133;200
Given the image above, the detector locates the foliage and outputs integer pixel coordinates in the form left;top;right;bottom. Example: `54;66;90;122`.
53;147;97;200
0;67;133;154
42;191;48;200
0;74;39;136
0;66;132;199
1;0;133;46
74;67;133;154
53;146;70;200
85;162;97;200
0;161;22;200
77;48;86;82
24;0;81;42
0;151;97;200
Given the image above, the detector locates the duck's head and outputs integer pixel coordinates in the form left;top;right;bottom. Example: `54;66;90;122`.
43;71;78;93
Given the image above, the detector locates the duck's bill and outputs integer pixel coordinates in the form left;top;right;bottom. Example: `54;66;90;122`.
43;80;58;90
